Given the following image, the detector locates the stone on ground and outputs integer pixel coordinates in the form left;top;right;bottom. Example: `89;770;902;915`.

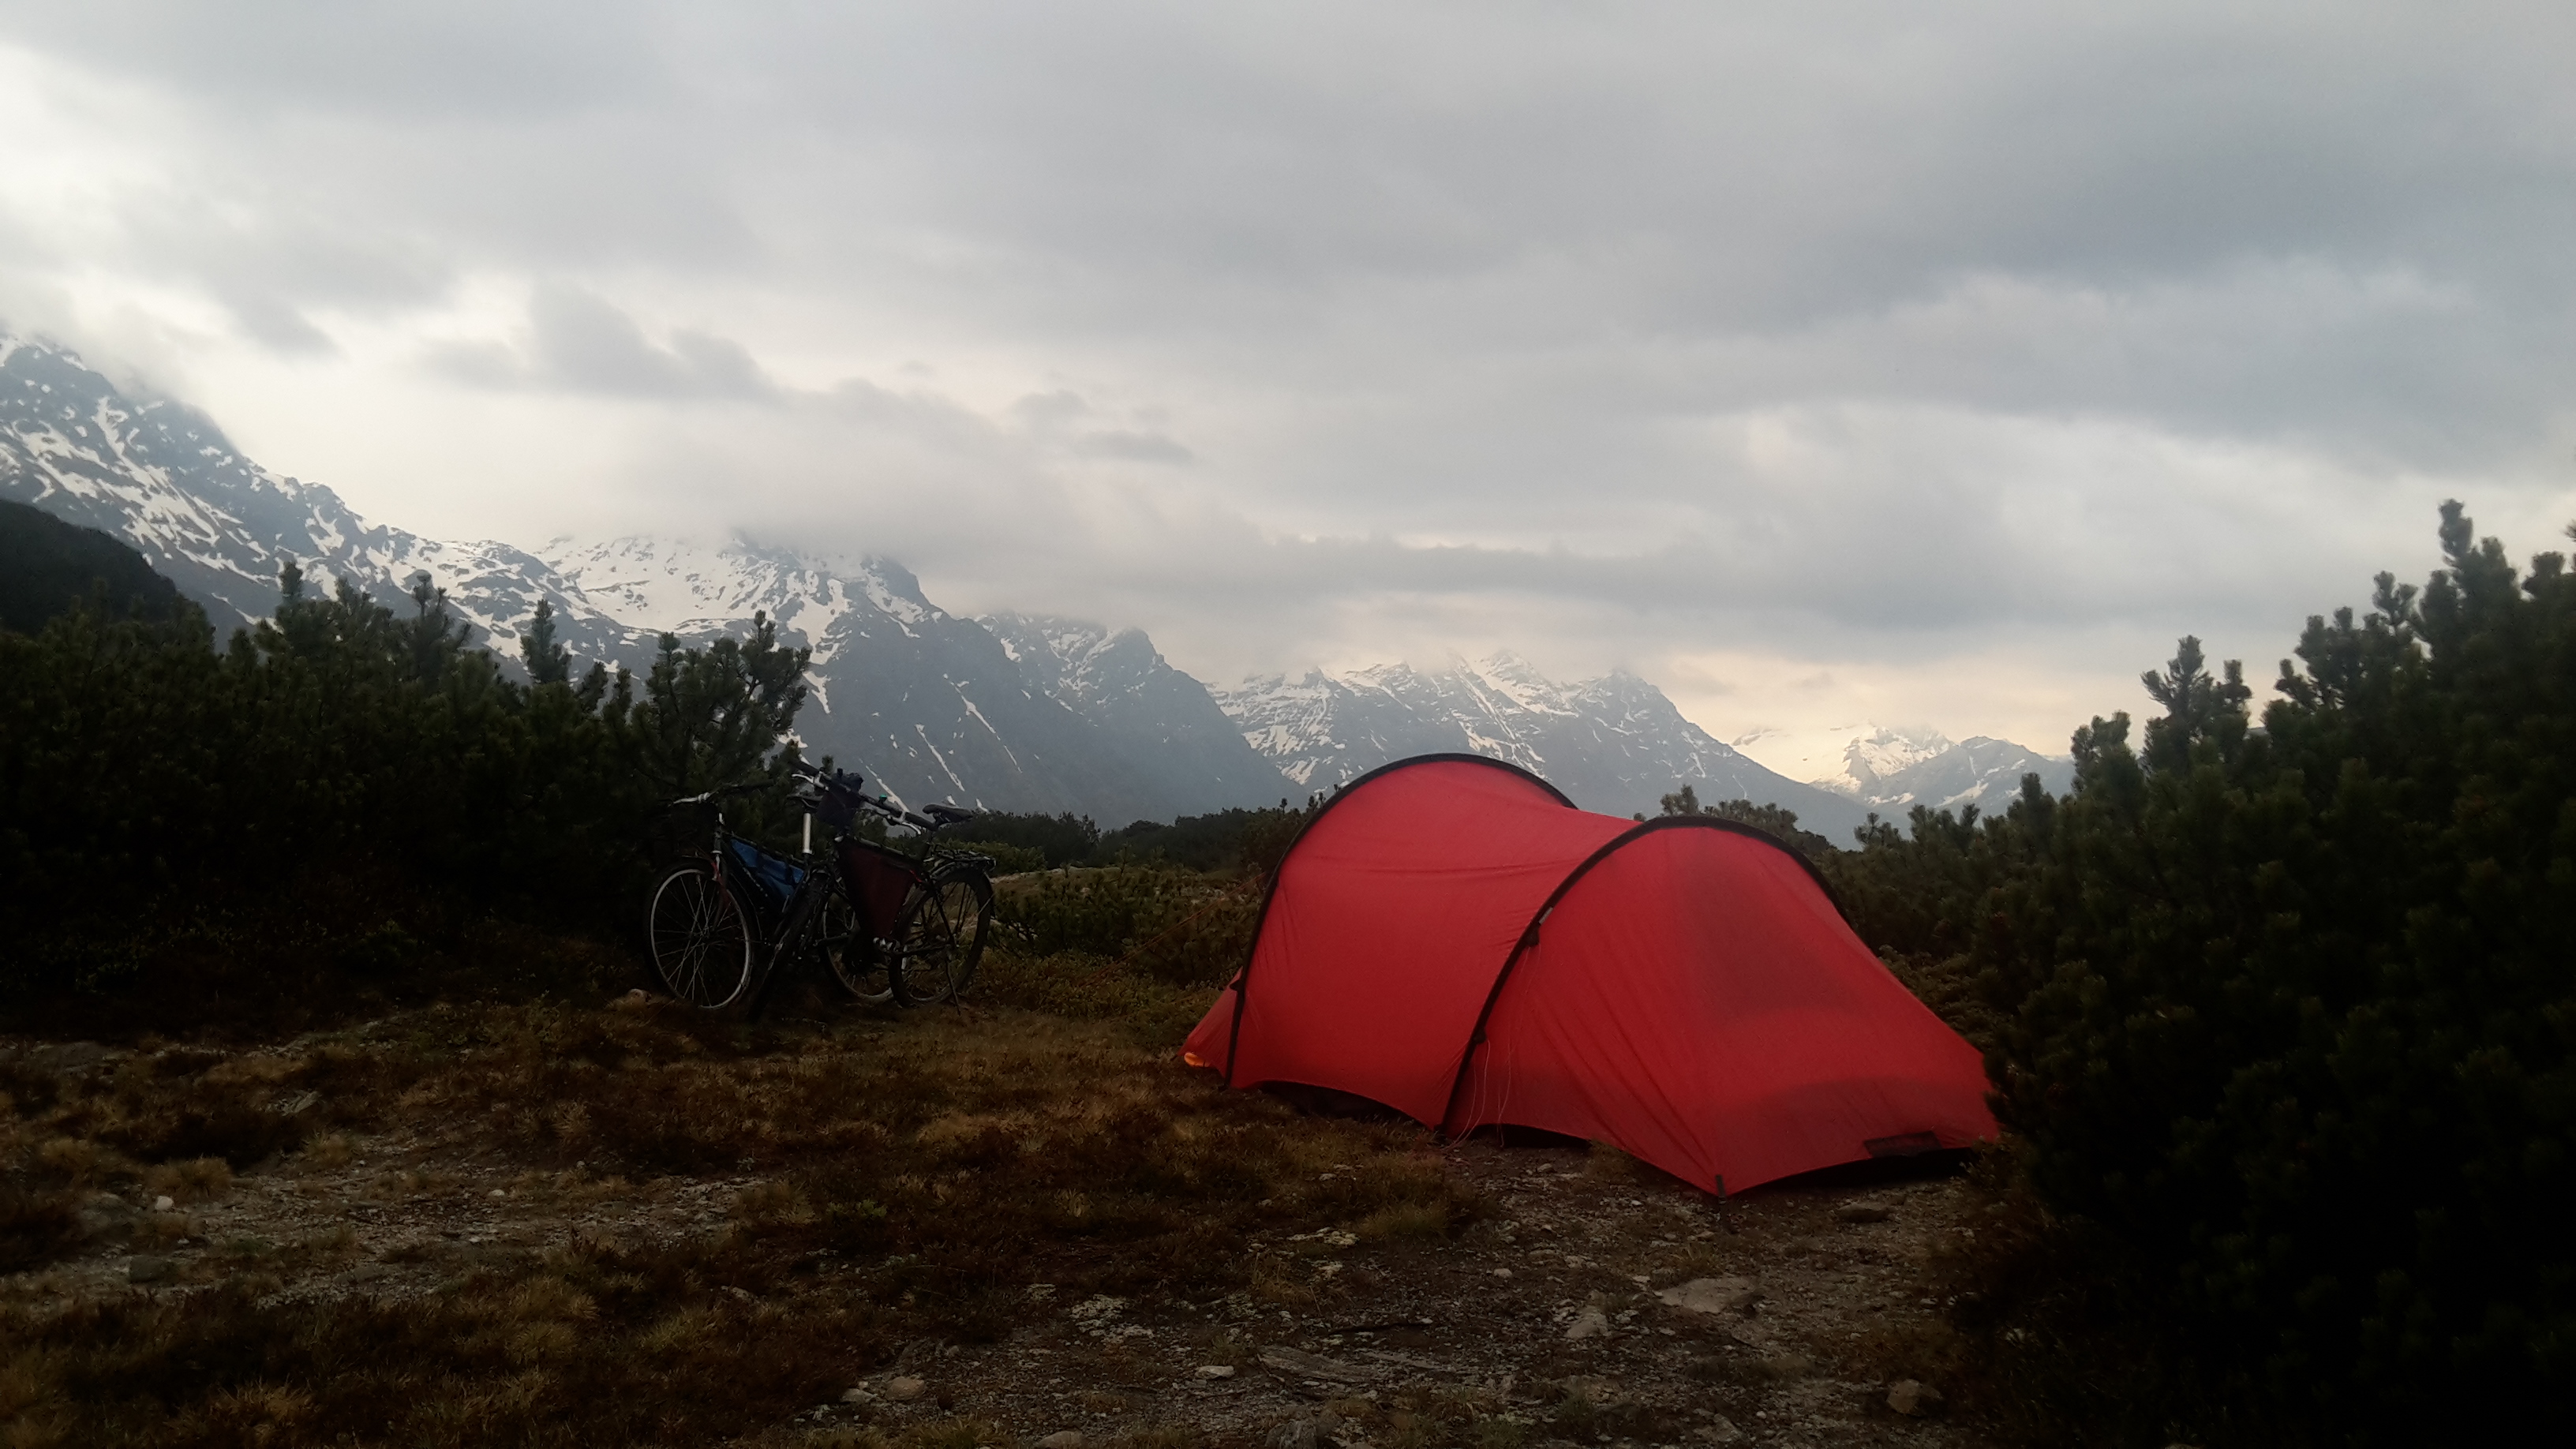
1886;1379;1945;1417
1657;1276;1762;1315
883;1376;927;1403
1257;1346;1371;1383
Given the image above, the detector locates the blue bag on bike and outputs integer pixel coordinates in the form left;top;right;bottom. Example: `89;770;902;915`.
725;838;807;919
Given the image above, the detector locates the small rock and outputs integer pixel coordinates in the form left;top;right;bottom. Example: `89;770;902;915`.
152;1195;176;1212
1040;1433;1085;1449
1267;1419;1319;1449
1657;1276;1762;1316
1758;1354;1815;1380
1491;1267;1512;1279
1256;1346;1372;1383
1886;1379;1945;1417
126;1256;172;1284
1194;1365;1236;1379
1564;1303;1612;1341
1558;1376;1621;1406
30;1042;109;1073
883;1376;927;1403
76;1193;139;1240
841;1387;874;1405
1835;1199;1894;1225
1697;1417;1748;1445
489;1189;505;1199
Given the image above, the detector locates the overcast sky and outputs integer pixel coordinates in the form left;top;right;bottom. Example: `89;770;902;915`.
4;2;2573;766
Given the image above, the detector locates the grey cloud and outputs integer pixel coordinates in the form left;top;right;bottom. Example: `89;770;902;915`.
0;0;666;121
6;1;2575;747
13;5;2574;455
1071;430;1193;464
429;285;775;398
1006;390;1193;462
219;290;335;354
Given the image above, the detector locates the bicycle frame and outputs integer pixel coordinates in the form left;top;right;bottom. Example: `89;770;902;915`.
651;767;995;1015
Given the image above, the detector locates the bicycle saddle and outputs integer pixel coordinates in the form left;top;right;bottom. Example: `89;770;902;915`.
922;803;975;825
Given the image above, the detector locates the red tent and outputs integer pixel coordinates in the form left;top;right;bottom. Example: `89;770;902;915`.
1181;754;1997;1193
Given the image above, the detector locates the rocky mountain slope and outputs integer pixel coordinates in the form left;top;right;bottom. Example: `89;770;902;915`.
982;613;1304;822
4;329;2064;833
0;334;1281;822
0;332;645;665
1731;722;2074;821
1218;655;1874;837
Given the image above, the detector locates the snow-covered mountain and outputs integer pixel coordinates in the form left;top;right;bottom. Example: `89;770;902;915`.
3;328;2067;836
980;614;1301;822
1731;721;2074;819
0;331;646;666
1217;654;1874;837
0;332;1285;822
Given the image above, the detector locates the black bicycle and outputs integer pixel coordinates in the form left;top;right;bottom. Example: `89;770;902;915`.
643;765;996;1014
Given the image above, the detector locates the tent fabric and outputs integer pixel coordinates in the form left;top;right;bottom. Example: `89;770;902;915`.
1181;754;1997;1193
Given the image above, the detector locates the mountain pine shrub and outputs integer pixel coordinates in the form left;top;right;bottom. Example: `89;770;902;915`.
1835;503;2573;1440
0;564;810;996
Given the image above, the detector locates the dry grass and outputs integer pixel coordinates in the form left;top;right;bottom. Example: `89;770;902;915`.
0;975;1480;1446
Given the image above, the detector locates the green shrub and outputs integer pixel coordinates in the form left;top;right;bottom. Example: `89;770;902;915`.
995;867;1261;987
0;565;809;998
1094;801;1317;874
936;811;1099;867
951;839;1050;875
1833;503;2574;1442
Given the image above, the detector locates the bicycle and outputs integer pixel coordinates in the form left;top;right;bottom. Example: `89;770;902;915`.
642;764;998;1015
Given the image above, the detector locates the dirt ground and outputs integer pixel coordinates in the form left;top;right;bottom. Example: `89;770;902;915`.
0;1002;1998;1448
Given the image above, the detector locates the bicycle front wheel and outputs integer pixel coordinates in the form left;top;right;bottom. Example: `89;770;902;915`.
820;878;896;1005
646;862;756;1009
891;867;994;1007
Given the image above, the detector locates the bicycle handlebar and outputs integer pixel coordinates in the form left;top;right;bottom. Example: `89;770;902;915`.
667;765;974;838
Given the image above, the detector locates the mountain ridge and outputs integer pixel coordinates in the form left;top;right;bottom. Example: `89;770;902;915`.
4;329;2064;835
1732;720;2075;820
1215;654;1876;835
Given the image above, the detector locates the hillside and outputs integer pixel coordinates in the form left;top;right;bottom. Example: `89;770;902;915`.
0;498;182;634
3;329;2057;833
1219;655;1874;835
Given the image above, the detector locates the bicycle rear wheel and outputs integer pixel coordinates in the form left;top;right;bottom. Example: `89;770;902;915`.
646;862;756;1009
890;867;994;1007
820;878;896;1005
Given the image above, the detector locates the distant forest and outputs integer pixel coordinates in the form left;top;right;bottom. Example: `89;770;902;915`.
1;497;2568;1441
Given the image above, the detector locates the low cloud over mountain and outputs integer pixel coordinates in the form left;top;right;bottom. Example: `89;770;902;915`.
5;330;2066;837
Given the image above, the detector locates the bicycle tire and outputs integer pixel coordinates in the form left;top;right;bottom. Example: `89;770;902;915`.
820;877;897;1005
889;866;994;1007
942;866;995;999
646;861;756;1009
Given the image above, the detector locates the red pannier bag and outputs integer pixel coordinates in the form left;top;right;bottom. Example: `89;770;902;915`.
837;839;923;937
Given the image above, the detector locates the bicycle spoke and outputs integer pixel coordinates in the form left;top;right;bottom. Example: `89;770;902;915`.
647;864;753;1010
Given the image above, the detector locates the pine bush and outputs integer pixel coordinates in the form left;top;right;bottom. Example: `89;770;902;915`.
1833;503;2574;1440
